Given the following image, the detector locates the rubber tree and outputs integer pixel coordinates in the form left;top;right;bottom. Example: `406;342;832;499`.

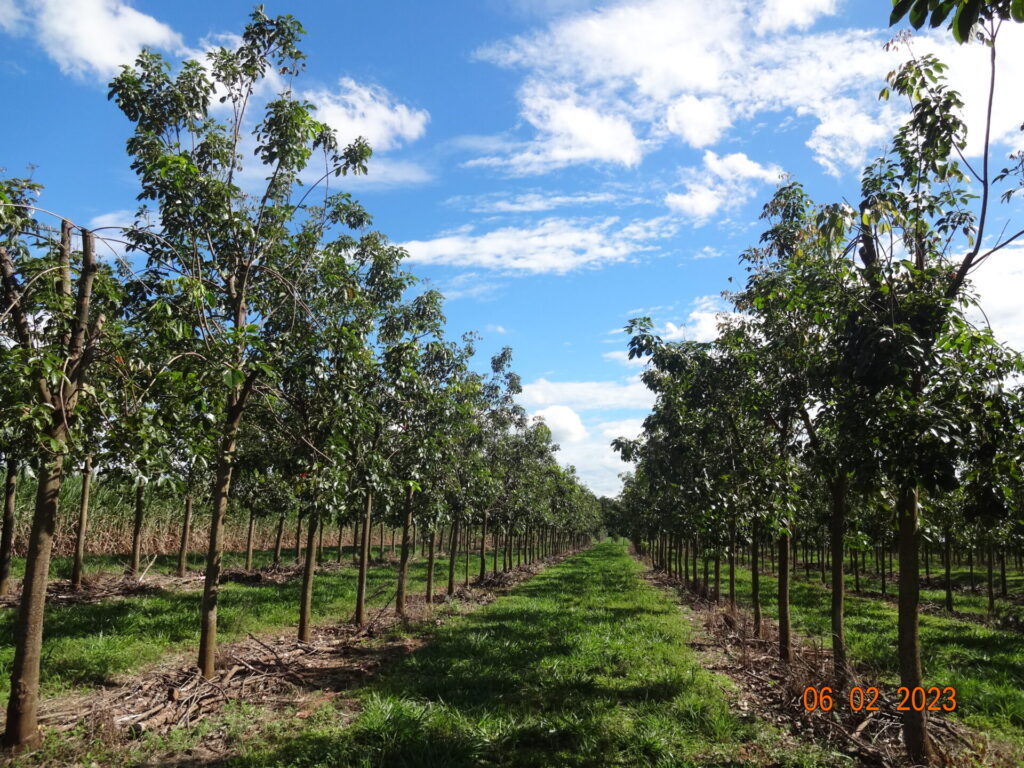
108;8;378;677
0;202;121;749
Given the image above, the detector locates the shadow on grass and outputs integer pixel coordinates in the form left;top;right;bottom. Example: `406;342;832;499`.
229;545;769;768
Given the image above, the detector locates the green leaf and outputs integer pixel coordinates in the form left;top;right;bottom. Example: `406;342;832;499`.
890;0;915;25
1013;0;1024;23
223;367;246;389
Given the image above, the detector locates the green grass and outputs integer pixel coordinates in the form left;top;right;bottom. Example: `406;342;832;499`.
229;542;840;768
0;550;488;703
720;565;1024;748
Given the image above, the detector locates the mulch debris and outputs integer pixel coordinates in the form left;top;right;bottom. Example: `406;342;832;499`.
644;567;1021;768
13;549;581;760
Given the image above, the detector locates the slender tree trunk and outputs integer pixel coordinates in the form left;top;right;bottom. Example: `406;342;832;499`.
197;413;243;679
830;474;849;689
479;512;487;580
298;503;319;642
272;510;285;567
447;514;460;596
426;529;436;604
464;522;470;586
779;531;791;663
492;531;498;575
987;542;996;615
728;519;736;609
999;548;1007;598
3;452;64;749
713;548;720;603
174;493;194;577
245;511;256;572
129;481;146;578
294;514;303;565
70;456;93;590
354;492;373;626
944;528;953;613
337;522;344;563
352;517;360;563
0;458;17;597
751;517;762;637
396;485;414;617
896;483;937;764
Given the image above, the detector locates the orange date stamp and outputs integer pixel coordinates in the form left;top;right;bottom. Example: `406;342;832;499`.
802;686;957;712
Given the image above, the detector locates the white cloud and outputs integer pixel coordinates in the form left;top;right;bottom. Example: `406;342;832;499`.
467;81;643;174
662;295;728;342
693;245;722;260
471;0;1024;182
0;0;23;32
520;376;655;411
545;413;645;497
534;404;588;444
968;248;1024;352
450;190;616;213
440;272;504;301
22;0;182;79
754;0;838;35
602;349;647;367
401;215;677;274
664;95;732;148
342;158;433;187
665;150;783;224
486;323;508;334
305;77;429;152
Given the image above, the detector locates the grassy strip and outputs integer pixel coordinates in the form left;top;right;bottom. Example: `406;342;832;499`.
0;551;486;704
229;541;839;768
723;566;1024;746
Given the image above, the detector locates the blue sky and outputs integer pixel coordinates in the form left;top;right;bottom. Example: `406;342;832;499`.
3;0;1024;495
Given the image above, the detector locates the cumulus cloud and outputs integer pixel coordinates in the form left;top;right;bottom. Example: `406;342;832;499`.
665;150;783;224
465;82;643;174
304;77;429;152
401;215;677;274
754;0;838;35
471;0;1024;179
9;0;182;79
520;376;655;411
534;404;588;444
661;295;728;342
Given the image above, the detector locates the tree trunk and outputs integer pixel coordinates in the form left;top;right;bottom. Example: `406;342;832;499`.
447;514;460;596
395;485;414;618
0;458;17;597
178;494;194;577
354;492;373;626
426;528;436;604
728;519;736;609
830;474;849;689
779;531;792;663
337;521;345;563
245;511;256;572
3;453;64;749
71;456;93;590
129;481;146;578
479;512;487;581
944;529;953;613
197;416;243;679
272;510;285;567
297;502;319;642
751;518;761;637
294;514;303;565
896;483;937;764
987;542;995;615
